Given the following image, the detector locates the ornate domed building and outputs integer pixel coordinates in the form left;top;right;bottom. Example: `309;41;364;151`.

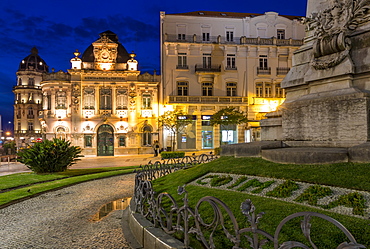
13;47;49;147
14;31;160;156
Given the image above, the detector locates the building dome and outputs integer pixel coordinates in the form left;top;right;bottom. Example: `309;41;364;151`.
18;47;49;72
81;30;131;63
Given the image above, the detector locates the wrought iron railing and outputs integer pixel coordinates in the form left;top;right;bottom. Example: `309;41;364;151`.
132;153;366;248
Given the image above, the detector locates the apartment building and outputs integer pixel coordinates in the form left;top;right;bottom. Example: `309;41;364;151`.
160;10;304;150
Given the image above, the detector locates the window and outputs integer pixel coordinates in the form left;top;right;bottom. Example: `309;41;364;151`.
119;136;126;147
177;81;188;96
28;78;34;86
256;83;263;97
116;88;127;109
226;54;236;69
226;31;234;42
100;87;112;110
265;83;272;97
178;34;185;40
203;53;211;68
277;29;285;39
27;107;34;118
18;78;22;85
28;122;34;131
226;82;237;96
84;87;95;109
56;91;66;109
202;82;213;96
142;94;151;109
17;122;21;131
84;135;92;147
259;55;268;69
202;32;210;41
177;24;186;40
275;83;285;98
177;53;188;69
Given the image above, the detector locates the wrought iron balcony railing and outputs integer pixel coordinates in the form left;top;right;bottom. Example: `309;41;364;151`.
195;64;221;73
276;67;290;75
257;67;271;75
168;95;248;104
176;65;189;70
164;34;304;47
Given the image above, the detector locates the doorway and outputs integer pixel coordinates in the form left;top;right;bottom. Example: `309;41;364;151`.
97;124;114;156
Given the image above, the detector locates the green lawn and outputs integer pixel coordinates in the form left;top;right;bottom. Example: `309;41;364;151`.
0;166;138;207
152;157;370;248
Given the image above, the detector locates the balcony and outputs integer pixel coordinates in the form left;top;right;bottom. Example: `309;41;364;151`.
164;33;303;47
225;66;237;71
176;65;189;70
168;96;248;104
27;115;35;119
195;64;221;73
257;67;271;75
277;67;290;75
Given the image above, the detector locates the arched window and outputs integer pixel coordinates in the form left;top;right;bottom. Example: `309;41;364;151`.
56;127;66;139
141;125;152;146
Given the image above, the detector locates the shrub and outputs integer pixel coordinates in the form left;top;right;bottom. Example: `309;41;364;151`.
160;151;185;159
17;138;83;173
266;180;299;198
214;147;221;155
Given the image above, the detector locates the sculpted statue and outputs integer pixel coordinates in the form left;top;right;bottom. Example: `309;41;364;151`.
306;0;370;69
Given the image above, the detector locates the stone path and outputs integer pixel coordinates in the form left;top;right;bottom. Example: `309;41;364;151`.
0;174;135;249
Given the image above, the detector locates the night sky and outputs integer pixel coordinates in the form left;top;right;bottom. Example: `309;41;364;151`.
0;0;307;132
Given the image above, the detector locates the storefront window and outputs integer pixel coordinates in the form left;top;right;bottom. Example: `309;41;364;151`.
220;124;237;145
177;115;196;150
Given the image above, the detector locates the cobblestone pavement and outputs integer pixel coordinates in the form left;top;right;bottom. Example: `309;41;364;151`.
0;174;135;249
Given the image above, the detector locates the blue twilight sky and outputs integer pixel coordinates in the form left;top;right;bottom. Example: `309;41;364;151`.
0;0;307;131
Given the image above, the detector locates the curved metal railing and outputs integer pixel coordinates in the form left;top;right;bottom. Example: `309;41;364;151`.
132;154;366;249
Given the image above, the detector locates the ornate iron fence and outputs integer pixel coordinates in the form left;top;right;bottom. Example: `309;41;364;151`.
134;153;217;181
132;154;366;249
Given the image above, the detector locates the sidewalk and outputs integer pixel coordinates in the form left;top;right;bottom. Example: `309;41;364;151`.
0;150;213;176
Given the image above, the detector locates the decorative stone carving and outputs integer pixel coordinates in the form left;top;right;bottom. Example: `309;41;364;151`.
306;0;370;69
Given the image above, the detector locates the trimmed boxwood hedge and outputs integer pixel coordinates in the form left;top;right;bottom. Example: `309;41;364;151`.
160;151;185;159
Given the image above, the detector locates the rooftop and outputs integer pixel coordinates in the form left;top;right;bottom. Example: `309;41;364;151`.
167;10;303;20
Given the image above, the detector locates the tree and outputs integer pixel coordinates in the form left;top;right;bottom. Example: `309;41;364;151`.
210;107;248;145
158;110;193;151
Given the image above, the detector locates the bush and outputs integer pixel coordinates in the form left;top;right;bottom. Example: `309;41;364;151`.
160;151;185;159
214;147;221;155
17;138;83;173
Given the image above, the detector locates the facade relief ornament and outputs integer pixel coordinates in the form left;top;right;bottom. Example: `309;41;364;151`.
306;0;370;69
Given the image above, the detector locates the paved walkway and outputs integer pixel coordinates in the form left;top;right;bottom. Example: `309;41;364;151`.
0;174;135;248
0;150;212;176
0;150;212;248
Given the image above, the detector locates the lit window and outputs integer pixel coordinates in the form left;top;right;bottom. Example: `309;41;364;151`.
100;87;112;110
142;94;151;109
256;83;263;97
